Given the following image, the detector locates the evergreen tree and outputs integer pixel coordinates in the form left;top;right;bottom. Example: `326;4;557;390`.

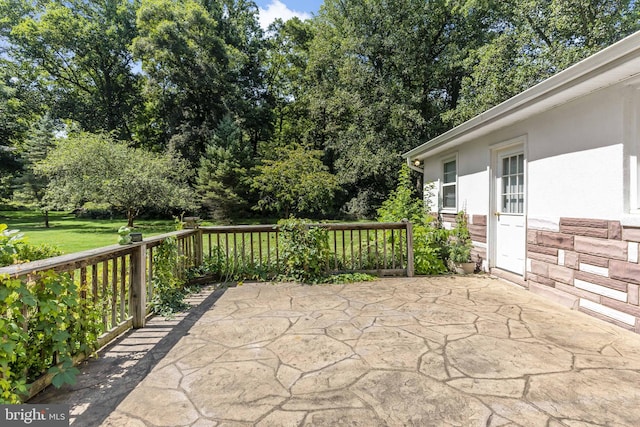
196;116;253;221
13;115;59;227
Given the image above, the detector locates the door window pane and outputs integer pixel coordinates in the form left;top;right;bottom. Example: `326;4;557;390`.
518;154;524;174
500;153;524;214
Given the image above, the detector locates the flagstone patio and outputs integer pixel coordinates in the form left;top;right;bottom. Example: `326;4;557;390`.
33;276;640;426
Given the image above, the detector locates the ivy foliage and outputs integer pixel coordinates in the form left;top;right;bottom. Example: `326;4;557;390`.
0;272;102;403
149;237;189;316
277;217;331;283
0;223;100;402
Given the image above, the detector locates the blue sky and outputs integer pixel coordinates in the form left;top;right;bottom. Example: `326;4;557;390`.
254;0;323;29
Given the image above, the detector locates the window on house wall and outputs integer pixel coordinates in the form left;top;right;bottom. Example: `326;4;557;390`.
442;159;457;210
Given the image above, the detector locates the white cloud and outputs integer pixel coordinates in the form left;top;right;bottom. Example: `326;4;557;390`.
258;0;312;30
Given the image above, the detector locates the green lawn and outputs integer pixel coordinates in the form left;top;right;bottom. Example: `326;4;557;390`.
0;210;374;256
0;210;176;253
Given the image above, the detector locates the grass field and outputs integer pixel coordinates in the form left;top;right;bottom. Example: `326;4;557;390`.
0;210;380;257
0;210;176;253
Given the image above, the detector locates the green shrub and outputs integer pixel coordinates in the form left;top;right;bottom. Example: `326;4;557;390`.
449;211;473;264
189;245;280;283
0;224;23;266
0;272;102;403
413;223;450;274
278;217;331;283
15;243;61;264
0;223;62;267
377;165;450;275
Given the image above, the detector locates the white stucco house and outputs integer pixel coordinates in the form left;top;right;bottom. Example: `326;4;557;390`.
403;31;640;333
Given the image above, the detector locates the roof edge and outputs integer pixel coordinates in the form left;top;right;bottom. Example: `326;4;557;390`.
403;30;640;159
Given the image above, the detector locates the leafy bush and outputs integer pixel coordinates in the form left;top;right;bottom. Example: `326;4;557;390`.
188;248;279;283
377;165;450;275
0;272;102;403
0;224;23;266
74;202;114;219
15;243;61;264
413;224;450;275
278;217;331;283
0;223;62;267
377;164;427;225
449;211;473;264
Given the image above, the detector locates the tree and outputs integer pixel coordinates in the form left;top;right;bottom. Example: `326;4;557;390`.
133;0;230;159
4;0;141;140
219;0;272;155
0;60;44;202
133;0;269;163
37;132;194;227
196;116;253;221
444;0;640;125
251;145;339;217
303;0;494;217
13;115;60;227
264;17;315;148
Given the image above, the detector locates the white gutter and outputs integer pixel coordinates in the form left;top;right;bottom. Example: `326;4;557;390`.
403;30;640;160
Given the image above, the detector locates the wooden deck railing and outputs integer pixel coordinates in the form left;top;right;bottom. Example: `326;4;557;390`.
0;230;200;342
1;221;412;334
201;222;414;278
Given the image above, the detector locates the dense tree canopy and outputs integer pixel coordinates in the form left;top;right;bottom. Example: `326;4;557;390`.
3;0;140;139
1;0;639;221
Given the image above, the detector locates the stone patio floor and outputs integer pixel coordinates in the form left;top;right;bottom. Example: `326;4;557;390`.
32;276;640;426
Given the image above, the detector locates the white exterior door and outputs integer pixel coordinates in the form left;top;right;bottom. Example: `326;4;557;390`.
494;149;526;275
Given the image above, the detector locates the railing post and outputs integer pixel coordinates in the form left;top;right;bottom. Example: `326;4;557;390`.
130;243;147;328
404;220;414;277
194;229;203;267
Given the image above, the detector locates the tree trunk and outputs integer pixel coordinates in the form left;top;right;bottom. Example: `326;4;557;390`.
127;210;135;228
44;210;49;228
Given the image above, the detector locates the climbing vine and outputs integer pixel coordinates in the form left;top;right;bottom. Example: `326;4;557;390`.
149;237;189;316
278;218;331;283
0;272;102;403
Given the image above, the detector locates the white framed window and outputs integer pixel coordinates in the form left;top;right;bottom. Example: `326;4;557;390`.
442;157;457;210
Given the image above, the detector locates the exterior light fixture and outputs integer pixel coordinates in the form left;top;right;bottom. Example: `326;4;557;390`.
414;159;422;167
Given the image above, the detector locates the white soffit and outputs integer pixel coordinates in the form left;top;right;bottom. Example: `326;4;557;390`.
404;31;640;160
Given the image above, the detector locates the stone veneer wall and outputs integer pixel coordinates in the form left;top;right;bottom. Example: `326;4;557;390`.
527;217;640;333
440;213;488;271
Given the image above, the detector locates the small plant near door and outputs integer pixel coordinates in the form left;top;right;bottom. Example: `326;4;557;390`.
449;211;475;274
